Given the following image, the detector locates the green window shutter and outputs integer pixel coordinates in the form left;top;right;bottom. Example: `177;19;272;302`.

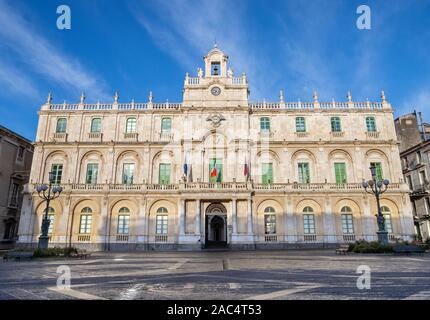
161;118;172;133
298;163;310;183
366;117;376;132
262;163;273;185
51;164;63;184
260;117;270;132
123;163;135;185
371;162;383;181
159;164;171;185
91;118;101;133
86;164;98;184
334;163;347;184
296;117;306;132
331;117;341;132
56;118;67;133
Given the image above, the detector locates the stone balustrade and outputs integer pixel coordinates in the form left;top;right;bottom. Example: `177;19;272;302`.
30;182;403;194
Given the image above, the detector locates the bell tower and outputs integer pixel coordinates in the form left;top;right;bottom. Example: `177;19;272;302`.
204;45;228;78
182;46;249;108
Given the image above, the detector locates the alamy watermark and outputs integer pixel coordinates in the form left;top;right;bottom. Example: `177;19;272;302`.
356;5;371;30
57;5;71;30
356;265;371;290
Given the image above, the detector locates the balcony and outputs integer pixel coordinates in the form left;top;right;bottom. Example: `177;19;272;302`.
88;132;103;141
123;132;138;140
342;234;356;242
159;132;174;142
77;234;91;242
116;234;129;242
295;131;309;138
258;131;274;141
30;182;404;195
52;133;68;142
155;235;168;243
264;235;278;242
366;131;380;139
330;131;345;138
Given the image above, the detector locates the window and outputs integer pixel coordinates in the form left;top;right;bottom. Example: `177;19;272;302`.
51;164;63;184
420;171;427;185
9;183;19;207
17;146;25;161
366;116;377;132
117;208;130;234
303;207;315;234
86;163;99;184
211;62;220;76
159;163;171;185
298;163;310;184
209;158;223;183
123;163;135;185
426;198;430;215
341;207;354;234
260;117;271;132
331;117;342;132
91;118;102;133
56;118;67;133
407;175;413;190
47;207;55;234
296;117;306;132
264;207;276;234
381;206;392;233
79;207;92;234
334;163;347;184
370;162;383;181
262;163;273;185
126;117;137;133
156;208;168;235
417;151;422;164
161;118;172;133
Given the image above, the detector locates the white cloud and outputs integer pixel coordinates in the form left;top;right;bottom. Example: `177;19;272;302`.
0;59;39;99
0;0;110;103
400;89;430;119
129;0;275;100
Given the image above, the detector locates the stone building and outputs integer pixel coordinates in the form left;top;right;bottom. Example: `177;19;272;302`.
0;125;33;248
18;47;415;250
395;112;430;240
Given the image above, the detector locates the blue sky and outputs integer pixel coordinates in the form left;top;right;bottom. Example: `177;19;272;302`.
1;0;429;140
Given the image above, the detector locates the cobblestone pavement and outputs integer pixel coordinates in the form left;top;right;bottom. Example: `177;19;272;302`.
1;250;429;300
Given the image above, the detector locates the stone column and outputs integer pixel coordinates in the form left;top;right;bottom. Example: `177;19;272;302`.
362;196;376;241
195;199;201;236
284;197;297;242
323;197;337;243
247;198;254;237
179;198;185;236
232;198;237;235
136;198;147;243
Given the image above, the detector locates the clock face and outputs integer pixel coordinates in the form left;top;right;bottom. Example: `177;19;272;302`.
211;86;221;96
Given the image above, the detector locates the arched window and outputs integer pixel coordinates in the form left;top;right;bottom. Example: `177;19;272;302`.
303;207;315;234
157;207;168;214
56;118;67;133
260;117;270;132
126;117;137;133
91;118;102;133
381;206;393;233
296;117;306;132
118;207;130;234
161;118;172;133
331;117;342;132
366;116;377;132
340;206;354;234
264;207;276;234
156;207;168;234
79;207;92;234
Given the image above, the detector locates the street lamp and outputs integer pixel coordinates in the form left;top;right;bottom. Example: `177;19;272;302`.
36;172;63;249
361;165;390;245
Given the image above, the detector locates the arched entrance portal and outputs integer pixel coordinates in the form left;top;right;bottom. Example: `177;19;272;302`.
205;203;227;248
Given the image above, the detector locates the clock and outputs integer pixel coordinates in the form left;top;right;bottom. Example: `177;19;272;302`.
211;86;221;96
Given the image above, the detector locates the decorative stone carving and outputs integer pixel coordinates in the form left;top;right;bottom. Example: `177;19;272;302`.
206;113;226;128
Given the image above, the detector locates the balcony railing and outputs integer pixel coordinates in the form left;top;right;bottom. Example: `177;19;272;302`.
77;234;91;242
116;234;129;242
30;182;404;194
264;235;278;242
88;132;102;140
155;235;168;243
124;132;138;140
366;131;380;139
330;131;345;138
52;133;68;142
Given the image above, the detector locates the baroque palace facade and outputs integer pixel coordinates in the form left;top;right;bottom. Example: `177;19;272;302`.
18;47;415;250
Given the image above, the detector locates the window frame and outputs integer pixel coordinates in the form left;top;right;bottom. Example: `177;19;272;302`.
90;118;102;133
122;163;135;185
295;117;306;132
298;162;310;184
51;163;63;185
260;117;271;132
56;118;67;133
330;117;342;132
161;118;172;133
366;116;377;132
125;117;137;133
156;214;168;235
85;163;99;184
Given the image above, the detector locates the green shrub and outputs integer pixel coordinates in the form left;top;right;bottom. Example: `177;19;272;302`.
33;247;78;258
349;240;393;253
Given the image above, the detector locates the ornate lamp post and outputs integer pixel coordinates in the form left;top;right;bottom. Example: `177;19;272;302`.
361;165;390;245
36;172;62;249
